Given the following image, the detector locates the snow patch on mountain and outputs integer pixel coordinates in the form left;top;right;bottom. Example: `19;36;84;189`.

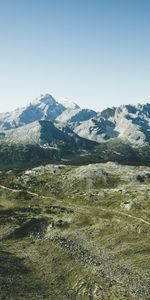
56;108;97;124
0;94;65;130
72;103;150;145
73;118;117;143
1;93;150;146
58;98;80;109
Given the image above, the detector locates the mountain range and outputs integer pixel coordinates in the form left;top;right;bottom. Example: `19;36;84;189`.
1;93;150;148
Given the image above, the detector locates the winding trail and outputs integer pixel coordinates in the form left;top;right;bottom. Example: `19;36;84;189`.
0;183;150;298
113;210;150;225
0;184;51;199
0;184;150;226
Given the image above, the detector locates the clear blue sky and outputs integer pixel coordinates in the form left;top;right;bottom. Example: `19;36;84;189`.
0;0;150;112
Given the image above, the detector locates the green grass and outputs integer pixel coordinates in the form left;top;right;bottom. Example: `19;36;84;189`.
0;162;150;299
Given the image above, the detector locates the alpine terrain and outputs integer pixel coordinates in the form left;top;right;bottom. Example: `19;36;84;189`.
0;94;150;300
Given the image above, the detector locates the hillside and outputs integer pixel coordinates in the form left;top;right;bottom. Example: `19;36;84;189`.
0;162;150;299
0;94;150;299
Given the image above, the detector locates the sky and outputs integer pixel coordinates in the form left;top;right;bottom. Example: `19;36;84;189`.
0;0;150;112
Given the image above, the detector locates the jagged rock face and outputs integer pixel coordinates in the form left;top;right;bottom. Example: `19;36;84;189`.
0;94;65;130
29;94;65;121
56;108;97;124
73;104;150;145
0;108;25;130
1;93;150;146
2;120;96;151
2;120;70;145
73;118;118;143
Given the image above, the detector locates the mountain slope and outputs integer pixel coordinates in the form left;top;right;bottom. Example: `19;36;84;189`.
1;119;97;151
56;107;97;124
58;98;80;109
1;93;150;146
73;104;150;145
0;162;150;299
0;94;65;130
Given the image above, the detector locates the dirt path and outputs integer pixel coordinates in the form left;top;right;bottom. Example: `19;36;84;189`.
0;184;150;226
0;182;150;298
0;184;51;199
0;184;23;193
114;210;150;225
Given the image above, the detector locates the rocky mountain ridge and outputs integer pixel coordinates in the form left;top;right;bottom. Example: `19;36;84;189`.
1;94;150;146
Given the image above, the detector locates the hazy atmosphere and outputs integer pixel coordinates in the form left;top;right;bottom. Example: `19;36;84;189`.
1;0;150;112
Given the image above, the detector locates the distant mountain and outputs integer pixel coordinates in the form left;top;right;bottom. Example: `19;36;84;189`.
58;98;80;109
56;108;96;124
1;93;150;146
72;118;118;143
0;94;65;130
1;119;96;152
72;104;150;146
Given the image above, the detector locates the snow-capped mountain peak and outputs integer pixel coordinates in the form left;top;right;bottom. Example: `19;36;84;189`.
0;94;65;130
31;94;58;106
58;98;80;109
1;93;150;146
